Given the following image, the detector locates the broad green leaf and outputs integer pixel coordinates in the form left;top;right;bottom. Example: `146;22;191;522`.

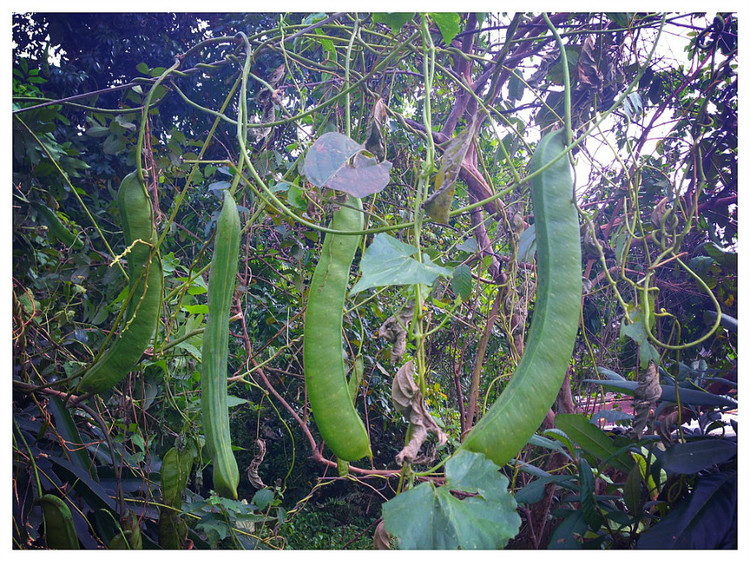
175;340;201;360
301;13;326;25
450;264;472;300
252;488;275;510
226;395;249;408
183;304;209;315
702;241;737;270
187;276;208;296
351;233;452;294
623;463;644;515
554;413;632;472
542;428;578;459
619;306;660;367
535;90;566;129
596;366;626;380
102;134;126;155
382;450;520;549
527;434;572;458
589;408;633;427
456;238;478;253
704;310;737;332
607;13;633;28
660;439;737;474
429;13;461;45
372;13;415;33
515;474;575;505
85;125;110;138
548;510;587;549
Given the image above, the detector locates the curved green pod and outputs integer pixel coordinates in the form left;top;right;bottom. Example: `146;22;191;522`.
79;172;162;394
31;201;83;249
459;129;582;467
39;494;79;549
201;191;241;499
304;196;371;462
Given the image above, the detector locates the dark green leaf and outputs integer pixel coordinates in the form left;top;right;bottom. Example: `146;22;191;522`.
554;414;632;472
429;13;461;45
623;463;644;515
508;70;525;101
548;509;587;549
582;379;737;408
47;397;98;481
637;470;736;549
589;409;633;426
578;459;602;529
450;264;472;300
252;488;275;510
596;366;626;380
704;310;737;332
372;13;415;33
85;125;110;138
660;439;737;474
515;474;575;505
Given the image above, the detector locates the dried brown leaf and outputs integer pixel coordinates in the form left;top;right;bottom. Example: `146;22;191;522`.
373;520;392;550
378;300;414;364
632;361;662;437
246;438;267;489
391;361;448;465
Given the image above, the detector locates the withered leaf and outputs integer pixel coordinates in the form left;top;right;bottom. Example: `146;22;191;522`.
576;36;604;93
632;361;662;438
364;98;387;162
373;520;392;550
391;361;448;465
423;124;475;224
378;300;415;364
246;438;267;489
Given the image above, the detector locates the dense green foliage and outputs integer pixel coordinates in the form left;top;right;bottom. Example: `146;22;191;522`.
13;12;737;550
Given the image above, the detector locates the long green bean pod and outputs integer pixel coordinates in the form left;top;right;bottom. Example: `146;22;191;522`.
201;190;241;499
459;129;582;466
304;196;371;462
79;172;162;394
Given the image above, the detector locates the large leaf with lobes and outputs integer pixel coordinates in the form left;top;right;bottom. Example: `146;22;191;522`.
382;450;521;549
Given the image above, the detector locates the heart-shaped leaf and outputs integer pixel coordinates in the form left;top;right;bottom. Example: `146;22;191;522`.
382;450;521;549
303;132;391;197
350;233;451;294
